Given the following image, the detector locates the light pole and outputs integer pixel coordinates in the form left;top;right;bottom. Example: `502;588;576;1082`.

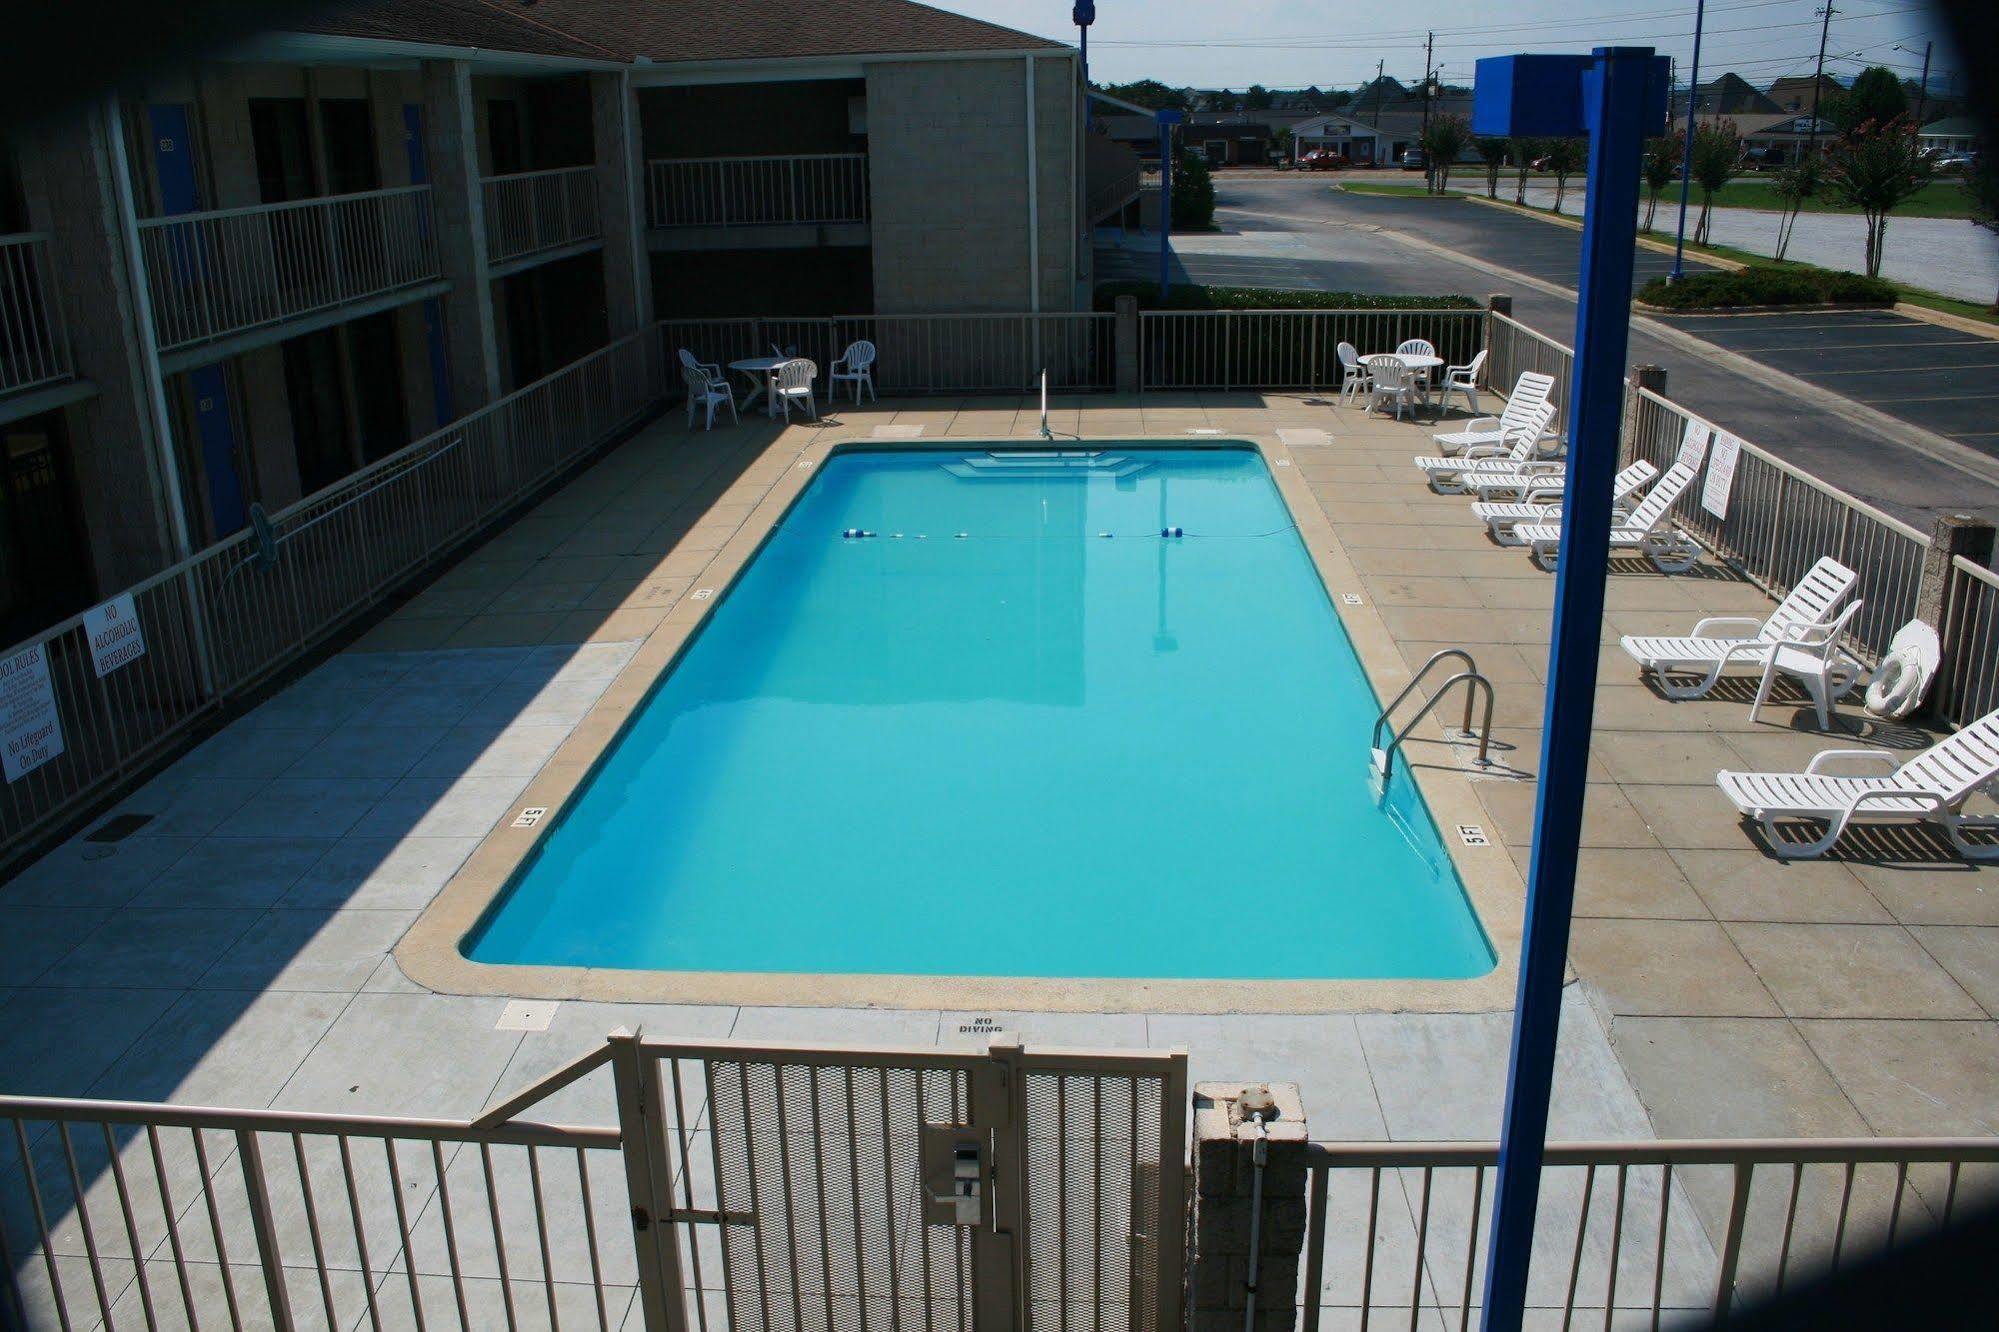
1895;40;1933;123
1669;0;1705;281
1075;3;1094;132
1156;108;1182;302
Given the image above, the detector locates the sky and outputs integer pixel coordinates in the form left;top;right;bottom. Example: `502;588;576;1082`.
929;0;1959;99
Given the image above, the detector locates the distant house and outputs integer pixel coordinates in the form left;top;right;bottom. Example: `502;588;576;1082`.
1291;113;1389;165
1765;74;1844;116
1671;73;1781;119
1723;113;1840;165
1186;113;1276;166
1917;117;1982;155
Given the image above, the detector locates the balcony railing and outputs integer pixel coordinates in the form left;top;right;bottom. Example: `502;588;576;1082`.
0;232;72;396
645;153;870;229
135;185;440;353
481;165;601;266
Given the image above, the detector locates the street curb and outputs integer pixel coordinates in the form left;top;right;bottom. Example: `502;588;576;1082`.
1893;302;1999;341
1457;191;1755;270
1358;216;1999;491
1634;300;1896;315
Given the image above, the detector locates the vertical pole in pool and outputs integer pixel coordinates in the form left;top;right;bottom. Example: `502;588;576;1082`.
1471;47;1661;1332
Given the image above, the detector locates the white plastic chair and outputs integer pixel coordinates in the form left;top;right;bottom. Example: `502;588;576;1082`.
771;358;818;422
678;347;728;394
1411;400;1559;491
1364;354;1419;420
1515;459;1703;573
829;340;877;404
1716;707;1999;859
1396;337;1438;390
1439;349;1488;416
1471;459;1658;542
682;360;738;430
1432;372;1557;455
1336;342;1371;405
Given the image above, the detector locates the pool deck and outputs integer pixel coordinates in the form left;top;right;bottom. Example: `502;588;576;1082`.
3;388;1996;1321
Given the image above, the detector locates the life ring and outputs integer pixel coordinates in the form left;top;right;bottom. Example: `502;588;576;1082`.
1864;621;1939;720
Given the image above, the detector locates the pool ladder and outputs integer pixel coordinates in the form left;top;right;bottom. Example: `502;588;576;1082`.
1370;648;1496;779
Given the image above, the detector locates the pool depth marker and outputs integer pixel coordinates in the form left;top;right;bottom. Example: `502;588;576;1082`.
1472;47;1668;1332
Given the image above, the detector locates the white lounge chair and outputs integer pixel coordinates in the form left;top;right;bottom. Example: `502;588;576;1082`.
1336;341;1372;405
1462;453;1644;506
1431;372;1556;455
1412;400;1559;492
1716;708;1999;859
771;357;818;421
829;340;876;403
1471;460;1658;543
681;359;737;430
1514;458;1703;573
1438;349;1488;416
1620;557;1865;722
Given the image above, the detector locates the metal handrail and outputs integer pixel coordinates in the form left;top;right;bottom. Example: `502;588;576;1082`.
1370;647;1495;777
131;182;431;228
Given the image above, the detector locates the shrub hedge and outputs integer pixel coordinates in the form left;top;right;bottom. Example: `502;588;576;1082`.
1636;266;1896;309
1095;282;1481;312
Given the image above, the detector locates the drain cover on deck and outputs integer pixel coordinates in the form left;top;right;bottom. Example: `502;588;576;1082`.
872;424;925;438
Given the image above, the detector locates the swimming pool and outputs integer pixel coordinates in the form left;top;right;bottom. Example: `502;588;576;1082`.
466;445;1494;980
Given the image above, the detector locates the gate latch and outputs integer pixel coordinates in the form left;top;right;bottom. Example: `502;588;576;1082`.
920;1124;985;1227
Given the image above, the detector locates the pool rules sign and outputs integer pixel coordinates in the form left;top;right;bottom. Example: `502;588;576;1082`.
0;642;63;782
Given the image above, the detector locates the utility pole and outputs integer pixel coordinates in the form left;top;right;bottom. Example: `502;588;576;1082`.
1669;0;1706;280
1421;32;1436;191
1805;5;1838;160
1896;40;1933;122
1369;58;1385;129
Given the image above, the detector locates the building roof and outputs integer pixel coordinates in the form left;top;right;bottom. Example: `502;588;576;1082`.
1672;73;1781;116
298;0;1068;66
1765;73;1842;113
1917;116;1983;139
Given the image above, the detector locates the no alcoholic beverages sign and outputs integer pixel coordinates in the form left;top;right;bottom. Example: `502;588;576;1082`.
84;594;147;678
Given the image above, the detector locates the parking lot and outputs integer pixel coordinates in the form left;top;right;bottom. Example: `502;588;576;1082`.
1652;308;1999;451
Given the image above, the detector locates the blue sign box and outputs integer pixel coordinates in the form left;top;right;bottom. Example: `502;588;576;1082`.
1472;51;1669;138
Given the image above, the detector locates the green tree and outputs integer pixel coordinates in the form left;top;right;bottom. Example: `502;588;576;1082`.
1509;137;1542;204
1822;66;1908;134
1544;137;1588;214
1171;148;1216;230
1689;119;1740;243
1419;115;1471;194
1273;127;1293;163
1821;115;1937;278
1641;134;1682;231
1770;152;1822;261
1244;84;1273;110
1476;137;1510;200
1100;79;1186;111
1967;156;1999;308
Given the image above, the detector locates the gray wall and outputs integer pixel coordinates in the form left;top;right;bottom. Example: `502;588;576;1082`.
866;54;1078;314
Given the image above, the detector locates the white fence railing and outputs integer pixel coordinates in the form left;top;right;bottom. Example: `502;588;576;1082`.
483;165;602;266
659;312;1116;394
135;185;440;351
1937;556;1999;726
0;330;661;868
645;153;870;229
1301;1136;1999;1329
0;231;71;396
1486;310;1573;418
1139;308;1485;391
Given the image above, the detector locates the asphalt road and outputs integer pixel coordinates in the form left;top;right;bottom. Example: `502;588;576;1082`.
1098;177;1999;526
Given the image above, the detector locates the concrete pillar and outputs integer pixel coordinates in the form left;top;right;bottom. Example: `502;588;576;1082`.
1114;294;1140;395
592;70;652;339
422;58;502;411
1488;293;1512;318
1189;1082;1309;1332
1918;514;1997;634
14;100;178;589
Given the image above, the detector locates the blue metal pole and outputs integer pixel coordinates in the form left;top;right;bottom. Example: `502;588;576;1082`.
1478;46;1654;1332
1670;0;1705;280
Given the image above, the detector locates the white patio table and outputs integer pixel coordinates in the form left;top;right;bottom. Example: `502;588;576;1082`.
1393;351;1444;420
728;356;789;416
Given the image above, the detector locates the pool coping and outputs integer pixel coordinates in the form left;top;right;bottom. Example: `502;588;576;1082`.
395;429;1529;1013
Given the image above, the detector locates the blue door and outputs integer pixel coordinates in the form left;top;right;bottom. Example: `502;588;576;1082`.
403;104;454;427
151;105;249;536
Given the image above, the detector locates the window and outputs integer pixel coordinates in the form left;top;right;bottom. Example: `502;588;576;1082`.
318;98;380;195
250;98;315;203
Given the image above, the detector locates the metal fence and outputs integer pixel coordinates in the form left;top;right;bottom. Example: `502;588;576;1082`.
1137;309;1484;391
646;154;870;229
1301;1136;1999;1330
1624;386;1930;667
484;166;603;267
1935;556;1999;726
660;313;1117;395
136;185;440;352
0;231;71;395
1485;311;1572;417
0;329;660;869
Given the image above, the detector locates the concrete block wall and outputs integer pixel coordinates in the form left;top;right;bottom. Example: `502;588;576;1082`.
867;54;1078;315
1189;1082;1311;1332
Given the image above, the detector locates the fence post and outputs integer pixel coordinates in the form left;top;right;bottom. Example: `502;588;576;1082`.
1114;294;1140;395
1188;1082;1309;1332
235;1129;297;1332
1629;365;1666;463
608;1027;687;1332
1919;514;1996;723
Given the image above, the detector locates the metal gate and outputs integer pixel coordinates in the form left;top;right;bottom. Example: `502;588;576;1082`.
607;1033;1188;1332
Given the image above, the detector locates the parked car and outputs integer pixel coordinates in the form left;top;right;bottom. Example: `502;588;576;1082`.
1933;152;1978;172
1400;149;1426;172
1298;148;1349;170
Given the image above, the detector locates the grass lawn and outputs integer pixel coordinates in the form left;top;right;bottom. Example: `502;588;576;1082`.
1342;177;1977;218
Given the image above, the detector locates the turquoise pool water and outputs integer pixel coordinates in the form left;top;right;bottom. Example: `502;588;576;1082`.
467;446;1493;979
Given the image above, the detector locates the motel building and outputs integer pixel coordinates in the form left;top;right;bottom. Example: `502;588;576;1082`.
0;0;1093;647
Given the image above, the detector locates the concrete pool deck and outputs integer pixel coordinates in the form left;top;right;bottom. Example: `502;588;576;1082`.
2;389;1995;1321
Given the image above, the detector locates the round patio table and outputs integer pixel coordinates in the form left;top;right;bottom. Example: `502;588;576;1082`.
728;356;789;416
1394;352;1445;420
